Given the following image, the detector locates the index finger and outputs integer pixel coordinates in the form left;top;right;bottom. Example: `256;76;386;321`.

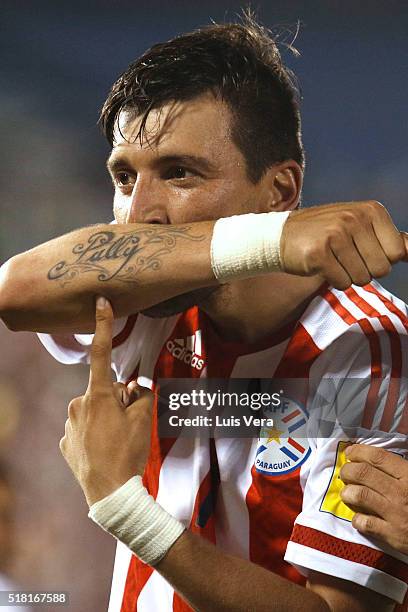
88;296;114;389
346;444;408;480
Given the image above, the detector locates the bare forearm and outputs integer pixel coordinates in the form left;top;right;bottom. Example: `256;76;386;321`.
0;221;216;332
155;531;330;612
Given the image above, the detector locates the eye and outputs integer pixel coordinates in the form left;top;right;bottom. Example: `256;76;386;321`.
112;171;136;194
165;166;196;180
115;172;135;187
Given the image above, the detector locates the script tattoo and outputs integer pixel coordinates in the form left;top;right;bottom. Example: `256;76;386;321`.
47;227;204;287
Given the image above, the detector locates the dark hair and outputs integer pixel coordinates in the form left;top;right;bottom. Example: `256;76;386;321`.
100;13;304;183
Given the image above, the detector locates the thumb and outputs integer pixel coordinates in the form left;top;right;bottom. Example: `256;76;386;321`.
125;382;155;416
126;381;155;405
112;382;130;407
127;380;142;403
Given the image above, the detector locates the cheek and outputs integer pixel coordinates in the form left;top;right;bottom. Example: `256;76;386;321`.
163;190;209;224
168;182;255;224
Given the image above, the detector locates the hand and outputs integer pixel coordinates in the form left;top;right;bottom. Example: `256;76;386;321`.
280;201;408;289
59;296;155;506
339;444;408;554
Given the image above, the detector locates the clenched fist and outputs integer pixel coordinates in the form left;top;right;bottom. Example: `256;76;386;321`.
281;201;408;289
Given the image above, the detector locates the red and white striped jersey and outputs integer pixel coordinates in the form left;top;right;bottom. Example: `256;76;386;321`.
38;281;408;610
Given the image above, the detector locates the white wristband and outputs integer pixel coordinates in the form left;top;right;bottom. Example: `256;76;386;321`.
88;476;185;566
210;211;290;282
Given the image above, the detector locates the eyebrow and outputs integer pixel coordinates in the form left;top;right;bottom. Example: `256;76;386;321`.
106;156;132;174
106;153;218;174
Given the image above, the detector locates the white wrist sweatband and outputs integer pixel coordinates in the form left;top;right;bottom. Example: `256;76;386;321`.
210;211;290;282
88;476;185;566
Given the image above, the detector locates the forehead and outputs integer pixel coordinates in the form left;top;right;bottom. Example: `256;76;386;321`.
111;93;239;160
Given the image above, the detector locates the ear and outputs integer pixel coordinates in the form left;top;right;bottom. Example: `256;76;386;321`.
260;160;303;212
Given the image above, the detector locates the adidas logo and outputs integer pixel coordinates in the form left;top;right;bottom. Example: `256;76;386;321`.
166;331;205;371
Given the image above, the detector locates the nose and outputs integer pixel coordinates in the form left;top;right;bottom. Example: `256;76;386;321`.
126;175;169;225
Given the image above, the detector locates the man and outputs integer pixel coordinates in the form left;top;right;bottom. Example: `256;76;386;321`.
1;15;407;611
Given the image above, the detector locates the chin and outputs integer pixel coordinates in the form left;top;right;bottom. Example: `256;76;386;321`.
140;286;219;318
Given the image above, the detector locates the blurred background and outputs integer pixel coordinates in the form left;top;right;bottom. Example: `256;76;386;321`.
1;1;407;610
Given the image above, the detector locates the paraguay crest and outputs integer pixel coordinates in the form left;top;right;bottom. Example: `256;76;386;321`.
254;396;311;476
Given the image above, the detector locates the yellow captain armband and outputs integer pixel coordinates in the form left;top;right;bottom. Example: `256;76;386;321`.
320;441;355;522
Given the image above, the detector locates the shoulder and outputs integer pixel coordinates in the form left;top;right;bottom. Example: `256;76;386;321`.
301;281;408;353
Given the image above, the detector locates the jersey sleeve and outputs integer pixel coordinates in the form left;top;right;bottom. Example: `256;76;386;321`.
37;315;138;374
37;311;180;384
284;321;408;604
